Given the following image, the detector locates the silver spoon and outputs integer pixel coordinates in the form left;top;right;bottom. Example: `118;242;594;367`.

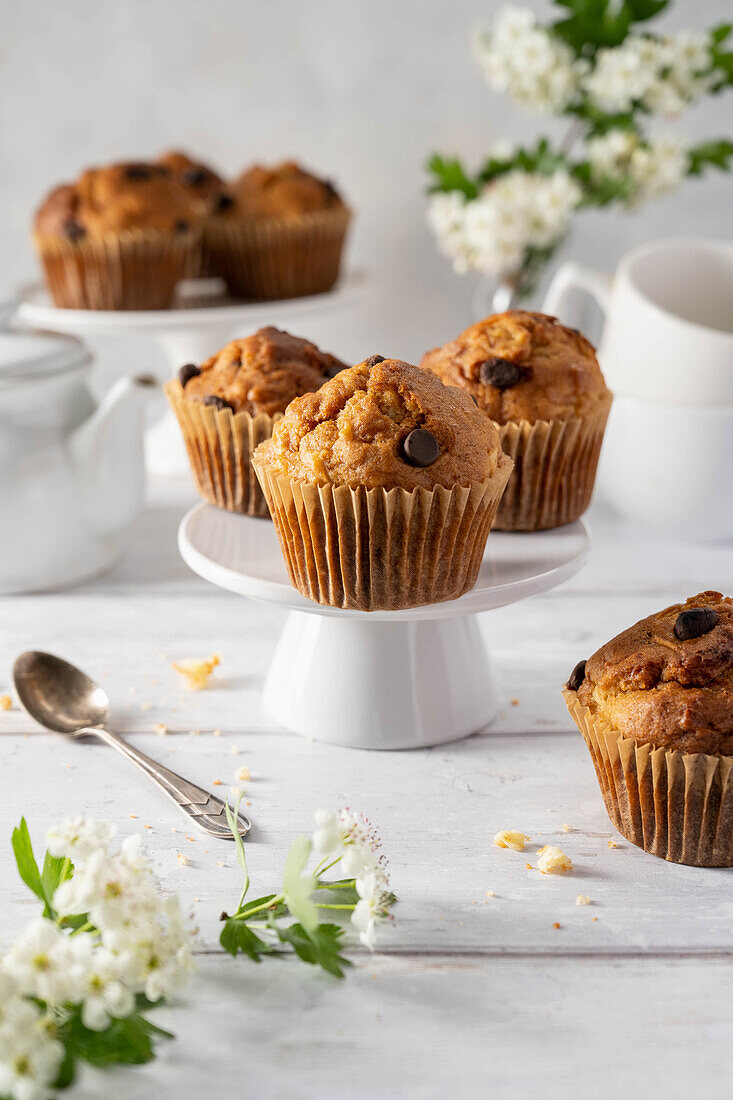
13;651;250;840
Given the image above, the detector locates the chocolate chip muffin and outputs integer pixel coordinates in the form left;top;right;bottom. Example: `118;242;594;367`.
205;160;351;301
253;355;513;610
166;327;348;517
564;592;733;865
156;150;226;276
33;160;205;309
422;311;612;530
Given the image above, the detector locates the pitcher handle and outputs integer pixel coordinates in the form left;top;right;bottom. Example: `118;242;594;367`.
542;261;612;320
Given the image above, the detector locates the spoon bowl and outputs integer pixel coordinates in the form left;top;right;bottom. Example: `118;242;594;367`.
13;651;110;733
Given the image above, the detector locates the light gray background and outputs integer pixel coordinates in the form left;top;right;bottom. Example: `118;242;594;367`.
2;0;731;360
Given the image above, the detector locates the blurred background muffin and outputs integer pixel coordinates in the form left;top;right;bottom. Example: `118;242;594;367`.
253;355;513;609
422;310;612;530
206;160;351;301
156;150;227;276
166;326;347;516
33;160;205;310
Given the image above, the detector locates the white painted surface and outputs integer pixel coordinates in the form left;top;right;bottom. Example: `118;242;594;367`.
1;475;733;1095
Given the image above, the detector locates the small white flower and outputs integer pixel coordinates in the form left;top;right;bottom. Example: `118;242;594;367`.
46;817;116;862
73;944;135;1032
3;919;83;1006
351;872;392;950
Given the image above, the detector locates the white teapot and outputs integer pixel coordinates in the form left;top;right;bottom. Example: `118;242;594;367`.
0;326;153;592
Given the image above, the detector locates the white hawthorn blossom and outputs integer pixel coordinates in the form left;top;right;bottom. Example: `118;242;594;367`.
474;7;589;113
584;32;718;115
3;920;86;1007
587;129;688;202
0;971;64;1100
46;817;116;862
427;168;581;279
313;809;393;949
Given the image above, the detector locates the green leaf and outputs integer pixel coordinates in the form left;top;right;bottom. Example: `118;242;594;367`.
316;878;360;905
11;818;44;903
224;793;249;885
711;23;731;47
425;154;478;199
687;140;733;176
282;836;318;934
59;1010;172;1068
41;852;73;910
236;893;288;921
220;917;279;961
52;1047;77;1090
624;0;668;22
277;922;352;980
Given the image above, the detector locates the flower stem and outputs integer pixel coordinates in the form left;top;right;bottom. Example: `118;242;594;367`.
234;894;284;921
316;903;356;911
69;921;94;937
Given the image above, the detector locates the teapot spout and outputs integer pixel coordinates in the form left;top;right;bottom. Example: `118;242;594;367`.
69;375;156;537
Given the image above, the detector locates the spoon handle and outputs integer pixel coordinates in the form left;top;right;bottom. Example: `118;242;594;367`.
83;726;250;839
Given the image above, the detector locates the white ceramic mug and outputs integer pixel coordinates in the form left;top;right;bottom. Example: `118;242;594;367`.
543;239;733;541
543;238;733;405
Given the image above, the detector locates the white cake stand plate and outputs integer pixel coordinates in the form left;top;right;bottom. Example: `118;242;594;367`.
16;275;368;476
179;505;590;751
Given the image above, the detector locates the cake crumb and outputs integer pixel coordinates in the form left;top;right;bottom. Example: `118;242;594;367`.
562;823;572;833
154;723;168;736
494;830;530;851
213;779;223;786
591;916;599;922
552;921;561;930
510;697;519;707
235;765;251;783
230;743;240;755
144;825;152;831
171;655;220;691
576;895;592;906
0;694;12;711
128;686;138;695
486;890;495;898
176;851;190;867
537;845;573;874
213;728;222;737
217;861;226;869
525;862;533;870
608;839;620;849
129;814;137;819
190;729;201;737
141;701;152;711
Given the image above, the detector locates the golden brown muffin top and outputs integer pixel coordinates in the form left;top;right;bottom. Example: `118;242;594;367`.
178;327;346;417
570;591;733;755
256;355;505;490
34;161;205;240
156;149;225;210
224;160;346;221
421;311;611;424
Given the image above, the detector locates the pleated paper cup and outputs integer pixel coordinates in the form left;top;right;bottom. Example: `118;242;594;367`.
252;453;514;611
205;207;351;301
165;381;279;517
493;395;612;531
34;228;202;311
564;689;733;867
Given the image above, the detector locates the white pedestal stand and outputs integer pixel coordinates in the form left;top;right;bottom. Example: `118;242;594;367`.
16;275;369;476
178;505;590;750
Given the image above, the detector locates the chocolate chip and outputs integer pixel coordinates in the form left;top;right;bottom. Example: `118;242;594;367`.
567;660;586;692
478;357;526;389
323;178;340;201
364;355;386;367
470;394;479;406
183;166;208;187
125;163;152;181
63;219;85;242
204;395;234;413
400;429;440;468
178;363;201;388
673;608;718;641
215;192;234;213
325;363;345;378
174;220;189;233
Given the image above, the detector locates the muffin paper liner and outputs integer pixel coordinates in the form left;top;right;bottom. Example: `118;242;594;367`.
205;207;351;301
165;381;279;517
493;395;612;531
252;453;514;611
564;689;733;867
35;229;202;311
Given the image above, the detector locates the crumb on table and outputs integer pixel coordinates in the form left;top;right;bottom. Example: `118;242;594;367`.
171;655;221;691
494;830;530;851
576;895;592;906
537;845;573;874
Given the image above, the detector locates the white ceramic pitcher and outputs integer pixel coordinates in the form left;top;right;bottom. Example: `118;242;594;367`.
543;238;733;541
0;327;154;592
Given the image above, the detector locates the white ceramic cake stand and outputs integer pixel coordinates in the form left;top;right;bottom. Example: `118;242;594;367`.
15;274;368;476
178;504;590;751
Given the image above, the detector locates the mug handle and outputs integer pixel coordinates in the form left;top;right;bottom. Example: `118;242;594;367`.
542;261;612;321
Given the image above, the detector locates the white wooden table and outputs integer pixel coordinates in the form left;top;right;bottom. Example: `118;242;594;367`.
3;476;733;1099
